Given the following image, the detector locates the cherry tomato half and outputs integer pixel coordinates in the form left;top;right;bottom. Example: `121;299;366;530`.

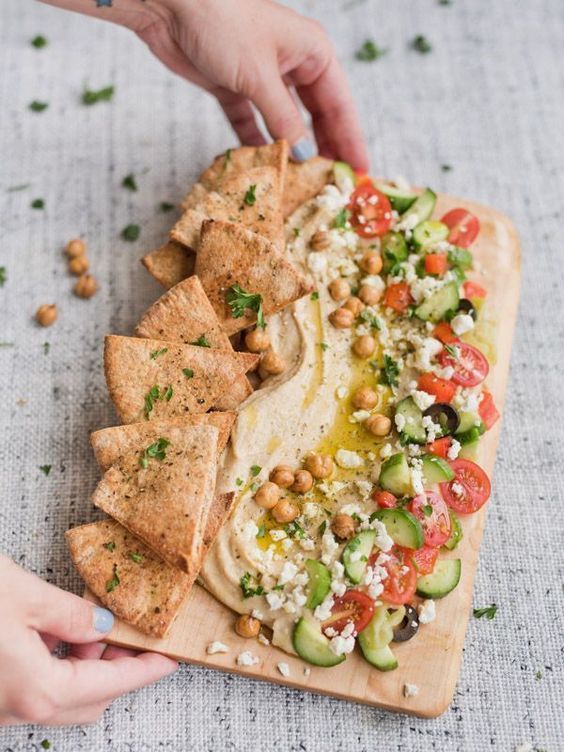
441;208;481;248
409;545;439;576
440;458;491;514
372;546;418;606
479;389;500;430
372;489;397;508
427;436;452;459
418;372;457;403
348;183;393;238
323;589;375;635
463;280;487;299
384;281;412;313
437;342;489;387
409;492;452;547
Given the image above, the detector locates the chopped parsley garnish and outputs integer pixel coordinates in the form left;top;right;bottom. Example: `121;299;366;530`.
319;342;329;352
250;465;262;477
226;284;265;329
40;740;51;750
422;504;433;517
150;347;168;360
412;35;432;54
444;343;459;359
239;571;264;599
293;227;301;237
39;464;52;476
243;184;257;206
159;201;175;212
360;309;381;330
31;198;44;209
190;334;211;347
105;565;120;593
32;36;48;49
355;39;386;62
139;437;170;468
103;541;116;552
163;385;173;401
223;148;232;169
182;368;194;379
381;355;400;388
318;520;327;536
143;385;173;418
122;174;138;191
82;85;115;105
235;477;244;487
128;551;144;564
441;163;452;172
473;604;497;620
333;208;348;229
29;101;48;112
43;342;50;355
310;291;319;301
284;520;305;539
0;267;6;287
121;224;140;242
347;536;361;552
256;525;266;539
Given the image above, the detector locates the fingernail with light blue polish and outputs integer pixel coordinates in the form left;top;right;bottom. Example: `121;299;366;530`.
291;138;316;162
93;606;115;633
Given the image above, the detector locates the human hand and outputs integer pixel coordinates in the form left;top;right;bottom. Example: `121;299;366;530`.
0;554;177;726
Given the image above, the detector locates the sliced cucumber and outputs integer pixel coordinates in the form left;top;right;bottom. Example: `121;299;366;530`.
333;161;355;191
371;509;424;550
456;411;481;434
421;453;455;484
305;559;331;609
412;220;449;249
448;246;473;271
292;616;346;667
381;231;408;273
342;530;375;584
442;510;463;551
379;453;412;497
400;187;437;226
374;182;418;214
358;605;405;671
416;558;461;599
415;281;460;323
395;396;426;445
456;424;485;446
459;440;479;460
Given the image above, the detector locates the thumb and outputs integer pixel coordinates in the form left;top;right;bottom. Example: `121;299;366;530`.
28;578;115;643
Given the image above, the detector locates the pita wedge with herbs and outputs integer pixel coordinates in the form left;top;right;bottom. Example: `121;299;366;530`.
141;240;195;290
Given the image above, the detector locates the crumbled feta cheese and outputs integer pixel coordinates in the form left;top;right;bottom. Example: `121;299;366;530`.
243;521;259;540
329;633;356;656
350;409;371;423
336;385;348;400
447;439;461;460
302;502;318;519
422;414;439;443
335;448;364;468
314;594;335;621
451;481;465;497
355;479;373;497
266;592;285;610
251;609;264;620
277;662;290;678
370;519;394;552
413;337;443;371
411;389;436;412
283;601;297;614
339;503;361;516
315;184;347;212
341;621;356;639
451;313;475;336
403;683;419;698
207;641;229;655
307;252;328;275
281;538;294;552
278;561;298;586
237;651;259;667
410;458;425;495
418;599;436;624
270;529;287;541
348;550;362;563
321;528;339;565
300;537;316;551
257;632;270;646
295;572;309;586
395;413;406;432
361;275;385;294
331;580;347;597
380;443;393;459
410;275;446;304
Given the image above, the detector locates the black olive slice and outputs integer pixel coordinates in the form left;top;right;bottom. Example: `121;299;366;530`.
391;605;420;642
423;402;460;436
457;298;477;321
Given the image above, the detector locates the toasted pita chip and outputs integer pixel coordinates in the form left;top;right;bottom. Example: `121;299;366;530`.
92;424;218;573
66;519;190;638
180;182;210;211
91;413;237;471
135;276;253;409
282;157;334;218
141;241;195;290
104;335;258;424
195;220;313;334
171;166;284;252
202;491;235;553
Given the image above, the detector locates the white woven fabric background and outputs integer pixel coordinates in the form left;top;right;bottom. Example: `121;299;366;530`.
1;0;563;750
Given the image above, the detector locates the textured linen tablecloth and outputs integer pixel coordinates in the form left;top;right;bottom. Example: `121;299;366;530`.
0;0;563;749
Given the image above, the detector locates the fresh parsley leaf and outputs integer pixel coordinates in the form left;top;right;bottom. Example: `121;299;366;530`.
182;368;194;379
32;36;48;49
143;385;161;419
355;39;386;62
121;224;140;242
235;477;244;487
441;163;452;172
128;551;144;564
82;85;115;105
223;148;232;169
103;541;116;552
31;198;44;209
29;100;48;112
422;504;433;517
163;385;173;401
412;35;432;54
310;291;319;301
150;347;168;360
39;464;52;476
140;437;170;468
318;520;327;536
256;525;266;539
284;520;305;539
333;208;348;229
239;571;264;599
381;355;400;388
293;227;301;237
243;184;257;206
105;565;120;593
250;465;262;477
226;284;265;329
0;267;6;287
444;343;459;359
43;342;50;355
360;309;381;330
159;201;175;212
122;174;138;191
473;604;497;620
190;334;211;347
319;342;329;352
40;740;51;750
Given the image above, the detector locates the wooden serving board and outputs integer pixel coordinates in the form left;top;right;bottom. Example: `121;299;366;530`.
87;192;521;718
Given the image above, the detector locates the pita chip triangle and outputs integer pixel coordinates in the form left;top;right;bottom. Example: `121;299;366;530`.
141;240;195;290
282;156;334;218
195;220;313;335
92;424;218;573
104;334;258;424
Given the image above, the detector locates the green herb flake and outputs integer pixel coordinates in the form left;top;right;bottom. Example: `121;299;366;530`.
250;464;262;477
293;227;301;237
82;85;115;105
32;36;48;49
226;284;265;329
122;174;138;192
355;39;386;62
139;437;170;468
310;291;320;301
160;201;175;212
43;342;50;355
318;520;327;536
39;464;52;476
535;670;543;680
128;551;144;564
239;571;264;599
121;224;140;242
444;343;460;359
333;208;348;229
31;198;45;209
256;525;266;539
348;536;361;552
223;148;232;169
235;477;244;487
40;740;51;750
163;385;173;401
105;565;120;593
29;100;48;112
319;342;329;352
103;541;116;552
360;309;381;330
422;504;433;517
441;164;452;172
182;368;194;379
412;35;432;54
473;604;497;620
243;184;257;206
381;355;400;388
190;334;211;348
284;521;305;539
0;267;6;287
150;347;168;360
143;384;161;419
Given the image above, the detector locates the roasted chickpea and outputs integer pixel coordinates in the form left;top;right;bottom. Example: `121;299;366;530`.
358;284;383;306
269;465;295;488
331;513;356;540
271;498;300;524
68;256;90;276
352;385;379;410
65;238;86;258
254;481;280;510
359;251;383;275
328;278;350;302
365;413;392;436
310;230;331;251
304;453;333;480
74;274;98;299
235;614;261;638
291;469;314;494
343;296;365;317
328;306;354;329
353;334;376;359
245;327;271;353
35;304;58;327
259;349;285;378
